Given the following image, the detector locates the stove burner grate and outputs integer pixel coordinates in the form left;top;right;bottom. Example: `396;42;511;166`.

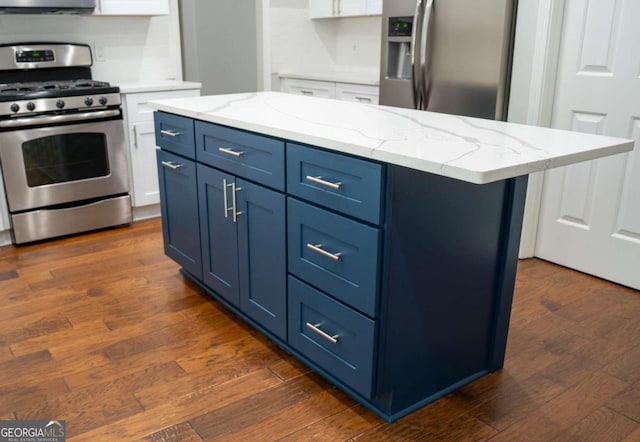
0;79;113;97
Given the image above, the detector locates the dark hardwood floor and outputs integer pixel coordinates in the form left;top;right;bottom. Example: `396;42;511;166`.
0;218;639;441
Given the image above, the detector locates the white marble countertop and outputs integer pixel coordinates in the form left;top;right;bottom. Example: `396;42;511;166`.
149;92;634;184
278;71;379;86
119;80;202;94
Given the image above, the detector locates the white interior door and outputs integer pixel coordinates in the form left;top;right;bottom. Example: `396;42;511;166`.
536;0;640;289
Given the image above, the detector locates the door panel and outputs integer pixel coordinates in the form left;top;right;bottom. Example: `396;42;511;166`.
198;164;240;306
156;150;201;279
237;179;287;340
536;0;640;289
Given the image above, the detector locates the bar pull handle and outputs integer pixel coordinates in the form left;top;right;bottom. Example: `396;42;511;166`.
307;243;342;261
218;147;245;157
305;175;342;190
223;178;232;219
133;124;139;148
306;322;339;344
355;96;372;103
411;0;425;109
420;0;435;110
232;182;243;223
160;129;182;137
300;90;314;96
161;161;181;170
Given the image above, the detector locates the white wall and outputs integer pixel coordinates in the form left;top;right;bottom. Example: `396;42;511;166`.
334;15;381;76
0;0;182;84
269;0;381;77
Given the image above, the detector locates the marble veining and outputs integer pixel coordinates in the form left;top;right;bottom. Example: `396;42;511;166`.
148;92;634;184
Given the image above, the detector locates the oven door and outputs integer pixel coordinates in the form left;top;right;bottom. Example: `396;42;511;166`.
0;117;129;212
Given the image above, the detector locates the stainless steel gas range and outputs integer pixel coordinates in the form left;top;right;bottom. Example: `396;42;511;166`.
0;42;131;244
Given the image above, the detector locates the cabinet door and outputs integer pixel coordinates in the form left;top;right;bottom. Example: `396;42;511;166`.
366;0;382;15
157;150;202;279
309;0;335;18
336;0;366;16
198;165;240;307
237;179;287;340
130;121;160;207
96;0;169;15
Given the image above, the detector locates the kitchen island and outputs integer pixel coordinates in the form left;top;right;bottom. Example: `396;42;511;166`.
149;92;633;422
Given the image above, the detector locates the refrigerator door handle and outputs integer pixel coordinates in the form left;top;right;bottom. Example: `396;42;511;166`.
420;0;435;110
411;0;424;109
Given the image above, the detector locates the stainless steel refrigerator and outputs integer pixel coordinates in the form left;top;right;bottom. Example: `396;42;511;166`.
378;0;517;120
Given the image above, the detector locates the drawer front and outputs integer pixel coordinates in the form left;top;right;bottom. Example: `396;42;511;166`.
195;121;285;191
154;112;196;159
335;83;379;105
288;198;380;317
281;78;336;99
287;143;384;224
288;276;376;398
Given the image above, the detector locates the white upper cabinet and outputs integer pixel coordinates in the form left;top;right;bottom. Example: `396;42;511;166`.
336;0;366;16
309;0;380;19
309;0;334;18
366;0;382;15
94;0;169;16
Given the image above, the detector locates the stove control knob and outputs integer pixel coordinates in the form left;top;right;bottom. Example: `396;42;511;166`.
56;99;65;109
10;103;20;113
99;96;108;106
26;102;36;111
84;97;94;106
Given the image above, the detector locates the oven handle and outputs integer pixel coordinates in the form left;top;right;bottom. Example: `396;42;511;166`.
0;109;121;129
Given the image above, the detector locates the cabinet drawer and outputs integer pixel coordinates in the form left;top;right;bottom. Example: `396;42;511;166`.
288;198;380;317
288;276;376;398
154;112;196;159
195;121;285;191
281;78;336;99
287;143;384;224
335;83;379;105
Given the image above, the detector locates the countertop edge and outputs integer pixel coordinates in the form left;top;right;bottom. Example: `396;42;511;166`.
119;81;202;94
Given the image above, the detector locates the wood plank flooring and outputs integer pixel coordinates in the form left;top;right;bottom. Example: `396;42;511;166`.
0;218;639;441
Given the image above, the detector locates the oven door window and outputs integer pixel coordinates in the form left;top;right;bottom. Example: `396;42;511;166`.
22;133;110;187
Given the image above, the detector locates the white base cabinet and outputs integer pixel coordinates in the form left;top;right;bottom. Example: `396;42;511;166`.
123;88;200;207
335;82;379;104
280;78;336;99
281;77;379;104
94;0;169;15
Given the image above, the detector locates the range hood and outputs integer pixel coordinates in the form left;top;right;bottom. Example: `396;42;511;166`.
0;0;96;14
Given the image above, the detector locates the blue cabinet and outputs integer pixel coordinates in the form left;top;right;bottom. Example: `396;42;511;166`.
288;276;377;398
195;130;287;340
155;112;196;159
156;112;286;340
154;111;529;423
237;179;287;339
287;142;385;224
287;198;381;317
195;121;285;191
156;149;202;279
198;165;240;305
